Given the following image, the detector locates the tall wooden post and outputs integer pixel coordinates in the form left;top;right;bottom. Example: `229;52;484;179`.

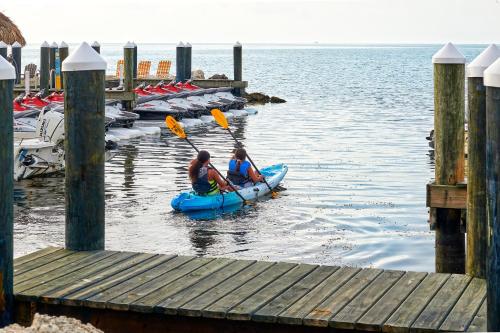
0;54;15;327
466;44;500;278
185;42;192;80
62;42;106;251
233;41;243;96
123;41;134;111
432;42;466;274
11;42;22;84
132;42;138;79
0;41;7;60
58;42;69;89
176;41;185;82
39;41;50;93
484;57;500;332
91;41;101;54
49;42;58;88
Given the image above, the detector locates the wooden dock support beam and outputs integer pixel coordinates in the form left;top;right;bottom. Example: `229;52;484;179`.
39;41;50;93
432;43;466;274
0;55;15;327
91;41;101;54
233;41;243;96
176;42;185;83
58;42;69;89
185;42;192;80
123;42;134;111
62;42;106;251
11;42;22;85
49;42;58;88
132;42;137;79
466;45;500;278
0;41;7;60
484;55;500;332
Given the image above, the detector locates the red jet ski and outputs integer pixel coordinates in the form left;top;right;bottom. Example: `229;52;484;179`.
176;80;201;91
22;91;50;109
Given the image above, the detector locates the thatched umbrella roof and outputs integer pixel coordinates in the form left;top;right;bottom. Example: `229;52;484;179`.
0;12;26;46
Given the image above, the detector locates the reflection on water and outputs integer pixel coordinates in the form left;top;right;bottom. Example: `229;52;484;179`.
13;44;487;272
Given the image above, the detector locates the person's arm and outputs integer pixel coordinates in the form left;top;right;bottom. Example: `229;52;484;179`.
248;167;264;183
208;169;230;191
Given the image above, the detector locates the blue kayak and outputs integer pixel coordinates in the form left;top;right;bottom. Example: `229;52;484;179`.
171;164;288;212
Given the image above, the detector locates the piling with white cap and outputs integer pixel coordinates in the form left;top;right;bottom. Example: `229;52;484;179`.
91;41;101;54
58;42;69;88
123;42;135;110
49;42;58;88
484;57;500;332
432;42;466;274
185;42;192;80
176;41;185;82
11;41;22;84
40;41;50;93
0;55;15;326
233;41;243;96
466;44;500;278
62;42;107;251
0;41;7;59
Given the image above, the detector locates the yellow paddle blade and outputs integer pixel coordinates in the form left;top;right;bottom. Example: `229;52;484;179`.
271;191;279;199
210;109;229;129
165;116;186;139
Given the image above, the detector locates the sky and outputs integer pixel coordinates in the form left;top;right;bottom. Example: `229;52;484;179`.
2;0;500;44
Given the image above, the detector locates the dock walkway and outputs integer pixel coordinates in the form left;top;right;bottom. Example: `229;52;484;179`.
13;247;486;333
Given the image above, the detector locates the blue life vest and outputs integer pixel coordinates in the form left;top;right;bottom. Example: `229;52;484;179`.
192;166;219;195
227;159;251;186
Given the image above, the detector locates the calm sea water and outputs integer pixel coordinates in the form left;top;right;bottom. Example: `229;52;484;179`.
14;44;486;272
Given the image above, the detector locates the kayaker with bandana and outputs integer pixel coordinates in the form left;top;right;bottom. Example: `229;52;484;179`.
189;150;230;195
227;148;264;188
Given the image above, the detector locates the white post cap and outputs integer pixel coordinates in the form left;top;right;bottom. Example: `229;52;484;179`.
234;41;242;47
467;44;500;78
0;55;16;80
186;42;192;47
177;41;184;47
132;41;137;47
124;41;134;48
11;41;21;48
41;41;50;48
51;42;58;48
432;42;465;64
62;42;106;72
92;41;100;47
59;41;69;48
484;58;500;88
0;41;7;48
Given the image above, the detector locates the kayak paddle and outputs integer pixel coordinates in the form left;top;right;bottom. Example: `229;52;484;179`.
165;116;249;205
210;109;278;198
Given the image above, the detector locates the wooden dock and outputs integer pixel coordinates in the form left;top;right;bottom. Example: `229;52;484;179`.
13;247;486;333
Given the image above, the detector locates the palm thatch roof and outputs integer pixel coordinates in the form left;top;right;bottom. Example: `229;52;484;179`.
0;12;26;46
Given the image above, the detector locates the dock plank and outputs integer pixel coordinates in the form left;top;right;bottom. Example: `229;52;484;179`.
439;278;486;332
14;247;62;268
157;259;255;315
331;270;405;329
356;272;427;332
383;273;450;333
277;266;361;326
107;257;213;311
303;268;383;327
227;264;317;321
466;299;487;332
14;249;73;276
252;265;338;323
203;262;296;319
130;258;234;313
178;261;274;317
411;274;472;333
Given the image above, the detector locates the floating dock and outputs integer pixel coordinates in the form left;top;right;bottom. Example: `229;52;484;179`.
14;247;486;333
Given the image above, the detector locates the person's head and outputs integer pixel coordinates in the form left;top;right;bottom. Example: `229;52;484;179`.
234;148;247;161
189;150;210;181
197;150;210;165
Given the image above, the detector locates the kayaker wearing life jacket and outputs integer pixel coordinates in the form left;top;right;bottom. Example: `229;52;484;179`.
227;148;264;187
189;150;230;195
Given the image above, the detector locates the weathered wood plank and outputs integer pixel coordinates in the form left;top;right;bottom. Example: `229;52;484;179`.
227;264;317;321
383;273;450;333
252;265;338;323
16;252;131;301
130;258;234;313
356;272;427;331
39;253;160;304
82;255;193;309
158;260;255;315
331;270;405;330
107;257;213;311
178;261;274;317
466;299;486;332
303;268;383;327
13;247;62;268
438;278;486;332
203;262;296;319
277;266;361;326
411;274;472;333
14;249;74;276
426;183;467;209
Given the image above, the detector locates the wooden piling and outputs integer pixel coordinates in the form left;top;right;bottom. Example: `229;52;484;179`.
91;41;101;54
185;42;192;80
0;41;7;60
484;57;500;332
432;43;466;274
49;42;58;88
11;42;22;84
62;42;106;251
58;42;69;89
466;45;500;278
123;42;134;111
233;42;243;96
0;55;15;327
39;41;50;93
176;42;185;82
132;42;137;79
